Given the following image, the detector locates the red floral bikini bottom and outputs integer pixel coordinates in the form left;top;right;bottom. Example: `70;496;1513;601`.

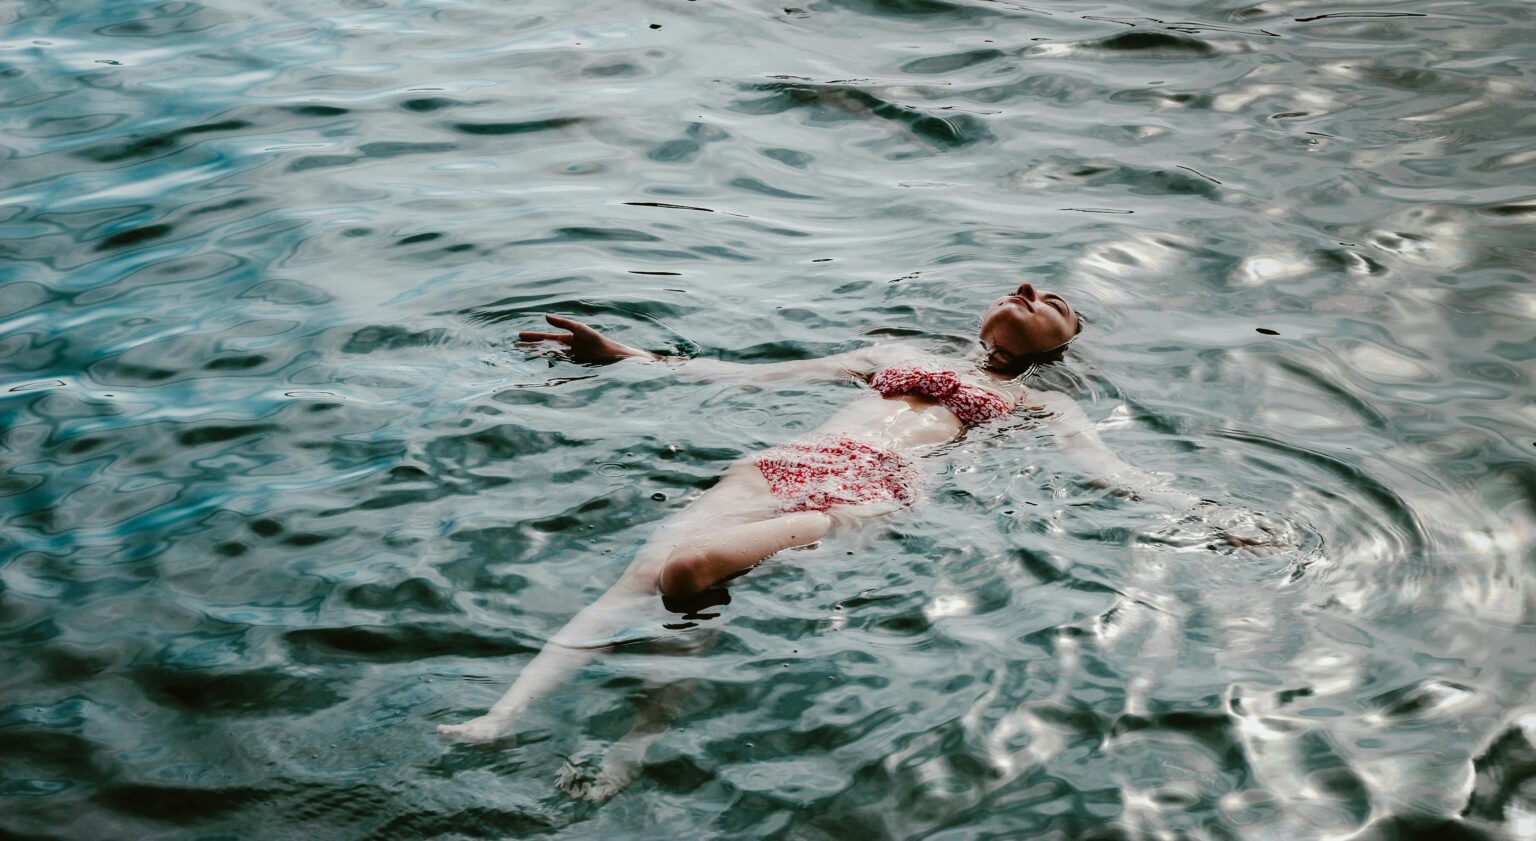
753;434;917;513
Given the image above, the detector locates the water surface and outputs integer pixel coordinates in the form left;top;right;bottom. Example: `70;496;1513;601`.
3;0;1535;837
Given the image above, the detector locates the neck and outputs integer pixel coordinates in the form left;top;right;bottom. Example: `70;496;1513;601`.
972;348;1028;380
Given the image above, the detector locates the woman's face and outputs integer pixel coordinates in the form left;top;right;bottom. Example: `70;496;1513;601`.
978;283;1079;362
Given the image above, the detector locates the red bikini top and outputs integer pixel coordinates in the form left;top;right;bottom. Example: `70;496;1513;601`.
868;366;1015;427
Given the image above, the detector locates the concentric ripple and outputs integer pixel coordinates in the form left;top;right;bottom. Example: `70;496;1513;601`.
2;0;1534;838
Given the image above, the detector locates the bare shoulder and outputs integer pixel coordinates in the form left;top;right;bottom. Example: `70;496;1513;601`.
1018;388;1087;424
854;341;927;372
1021;387;1070;408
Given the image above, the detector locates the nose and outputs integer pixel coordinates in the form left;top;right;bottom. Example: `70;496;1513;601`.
1015;282;1037;301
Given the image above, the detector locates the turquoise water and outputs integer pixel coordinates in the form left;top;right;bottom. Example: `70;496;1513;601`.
3;0;1535;837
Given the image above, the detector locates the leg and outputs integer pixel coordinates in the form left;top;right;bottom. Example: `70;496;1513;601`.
657;511;832;598
558;680;692;800
435;585;650;742
438;464;781;743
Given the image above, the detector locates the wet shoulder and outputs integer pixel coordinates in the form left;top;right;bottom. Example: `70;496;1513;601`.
862;341;934;373
1017;388;1084;423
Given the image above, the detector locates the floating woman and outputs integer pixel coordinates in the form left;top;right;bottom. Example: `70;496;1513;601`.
436;281;1276;795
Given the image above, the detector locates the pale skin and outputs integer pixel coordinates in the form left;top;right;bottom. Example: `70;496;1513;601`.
437;282;1276;795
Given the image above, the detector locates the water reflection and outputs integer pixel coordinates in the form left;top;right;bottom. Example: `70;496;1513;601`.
2;0;1534;838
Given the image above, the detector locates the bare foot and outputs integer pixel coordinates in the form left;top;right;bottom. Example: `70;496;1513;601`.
437;715;514;744
557;753;635;801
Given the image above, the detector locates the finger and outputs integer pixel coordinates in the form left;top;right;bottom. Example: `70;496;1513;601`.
518;331;575;342
545;315;598;335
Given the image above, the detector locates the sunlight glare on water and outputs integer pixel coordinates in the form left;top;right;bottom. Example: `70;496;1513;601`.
2;0;1535;838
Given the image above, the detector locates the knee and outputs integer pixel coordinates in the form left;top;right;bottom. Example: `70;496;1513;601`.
658;549;709;598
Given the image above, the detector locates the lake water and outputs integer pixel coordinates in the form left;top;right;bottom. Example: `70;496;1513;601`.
3;0;1535;838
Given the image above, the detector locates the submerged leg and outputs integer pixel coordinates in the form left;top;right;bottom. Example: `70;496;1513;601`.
436;583;653;743
657;511;833;598
558;680;692;800
438;465;782;743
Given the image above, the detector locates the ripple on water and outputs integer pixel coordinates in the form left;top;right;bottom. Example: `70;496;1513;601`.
1028;30;1225;60
2;0;1535;838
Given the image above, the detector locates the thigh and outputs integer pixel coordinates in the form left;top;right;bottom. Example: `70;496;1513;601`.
655;461;781;539
667;459;904;542
659;510;834;597
624;461;781;575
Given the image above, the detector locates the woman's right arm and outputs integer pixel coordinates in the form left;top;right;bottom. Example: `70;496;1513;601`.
517;315;884;383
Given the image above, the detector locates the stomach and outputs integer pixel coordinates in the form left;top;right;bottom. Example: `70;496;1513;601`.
805;393;965;451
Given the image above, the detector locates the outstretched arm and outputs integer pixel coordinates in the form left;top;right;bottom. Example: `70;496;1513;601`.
517;315;886;383
1029;390;1202;511
1030;390;1284;546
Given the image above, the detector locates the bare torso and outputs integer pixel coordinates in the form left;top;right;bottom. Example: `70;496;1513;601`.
652;363;1021;560
808;363;1020;452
